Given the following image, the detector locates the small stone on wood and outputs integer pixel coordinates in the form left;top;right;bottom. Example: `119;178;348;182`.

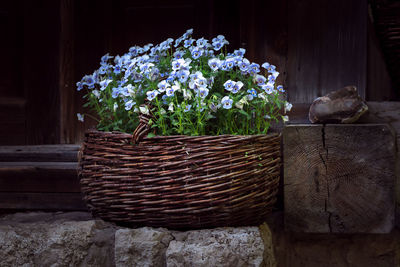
309;86;368;123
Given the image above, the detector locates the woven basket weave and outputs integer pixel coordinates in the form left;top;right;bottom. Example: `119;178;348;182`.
78;129;281;229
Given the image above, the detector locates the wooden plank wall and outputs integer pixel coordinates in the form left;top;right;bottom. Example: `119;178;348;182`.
0;2;26;145
59;0;76;144
23;0;61;144
0;145;86;212
2;0;396;143
367;13;395;101
287;0;367;103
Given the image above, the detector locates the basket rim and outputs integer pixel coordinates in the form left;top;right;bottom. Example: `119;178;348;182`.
85;129;281;140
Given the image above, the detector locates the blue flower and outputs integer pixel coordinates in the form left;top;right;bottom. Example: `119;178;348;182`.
234;48;246;57
271;71;280;79
231;81;243;94
139;63;154;74
254;74;266;85
76;81;83;91
213;35;229;46
261;84;274;94
212;41;224;51
166;75;175;83
208;58;220;71
101;53;113;64
117;79;127;87
191;48;203;59
82;75;95;89
125;100;135;110
137;55;150;65
209;102;220;112
143;43;153;52
221;96;233;109
124;68;133;80
184;38;195;48
189;71;203;81
220;61;229;71
198;88;209;98
267;64;276;73
184;104;192;112
261;62;270;70
77;113;84;122
146;90;158;101
174;50;185;59
157;80;170;92
129;46;138;57
247;88;257;97
92;89;100;98
134;47;142;54
223;80;235;91
225;58;236;69
113;65;122;74
174;37;184;47
183;29;193;39
166;87;175;97
112;87;121;98
177;69;190;83
285;102;293;113
120;87;131;97
238;59;250;72
267;75;276;83
277;85;285;92
249;63;260;74
125;84;135;96
99;79;112;91
196;77;207;88
172;59;185;71
98;65;108;75
196;38;208;48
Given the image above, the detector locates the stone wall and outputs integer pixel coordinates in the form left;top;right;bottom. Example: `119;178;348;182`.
0;212;398;267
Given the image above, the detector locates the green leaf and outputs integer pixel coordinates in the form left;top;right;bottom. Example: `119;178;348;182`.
238;109;251;119
147;132;156;138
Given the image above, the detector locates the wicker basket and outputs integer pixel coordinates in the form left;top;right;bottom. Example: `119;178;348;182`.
78;129;281;229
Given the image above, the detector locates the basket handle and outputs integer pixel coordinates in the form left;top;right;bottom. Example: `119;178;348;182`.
132;110;152;144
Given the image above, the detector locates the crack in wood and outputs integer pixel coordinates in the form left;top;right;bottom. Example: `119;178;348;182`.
322;125;332;233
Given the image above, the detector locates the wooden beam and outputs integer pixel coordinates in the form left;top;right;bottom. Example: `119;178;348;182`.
0;144;79;162
0;163;80;193
283;124;395;233
0;192;87;211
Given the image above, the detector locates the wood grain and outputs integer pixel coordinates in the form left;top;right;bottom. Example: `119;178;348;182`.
284;124;395;233
0;192;87;211
23;0;61;144
287;0;367;102
0;163;80;193
0;144;79;162
59;0;77;144
367;17;394;101
0;98;26;145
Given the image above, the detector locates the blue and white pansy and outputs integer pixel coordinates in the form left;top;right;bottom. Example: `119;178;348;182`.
77;29;290;135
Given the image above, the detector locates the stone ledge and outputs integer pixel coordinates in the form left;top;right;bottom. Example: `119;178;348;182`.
0;212;398;267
